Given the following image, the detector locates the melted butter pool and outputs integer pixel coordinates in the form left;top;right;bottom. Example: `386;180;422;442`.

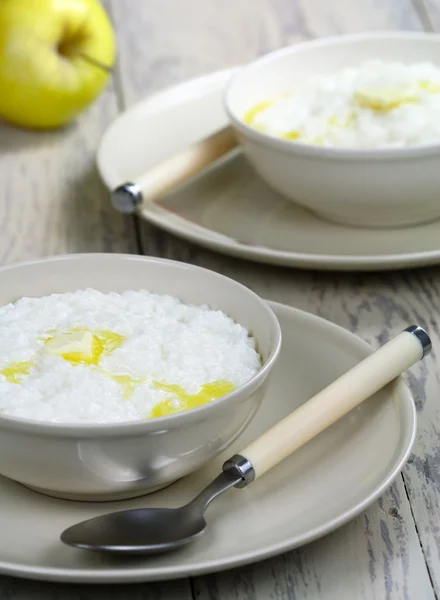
150;380;236;417
0;361;32;384
354;88;418;111
100;372;143;400
45;329;125;366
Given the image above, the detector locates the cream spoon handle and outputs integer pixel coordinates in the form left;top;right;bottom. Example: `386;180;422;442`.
111;126;237;213
224;326;431;484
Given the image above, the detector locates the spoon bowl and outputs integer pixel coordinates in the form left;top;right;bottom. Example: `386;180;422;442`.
61;470;242;555
62;508;206;556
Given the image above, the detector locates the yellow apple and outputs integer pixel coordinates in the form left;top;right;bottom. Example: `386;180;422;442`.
0;0;115;129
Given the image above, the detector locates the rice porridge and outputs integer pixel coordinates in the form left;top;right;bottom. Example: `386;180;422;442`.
0;290;261;424
244;60;440;148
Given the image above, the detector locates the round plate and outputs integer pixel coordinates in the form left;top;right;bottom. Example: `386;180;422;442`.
97;68;440;272
0;302;415;582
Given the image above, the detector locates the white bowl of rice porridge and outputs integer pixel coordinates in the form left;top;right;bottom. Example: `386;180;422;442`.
0;254;281;501
225;32;440;228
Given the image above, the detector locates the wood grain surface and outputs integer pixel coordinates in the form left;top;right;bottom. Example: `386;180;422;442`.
0;0;439;598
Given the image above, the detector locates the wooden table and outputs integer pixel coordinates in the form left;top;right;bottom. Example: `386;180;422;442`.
1;1;440;598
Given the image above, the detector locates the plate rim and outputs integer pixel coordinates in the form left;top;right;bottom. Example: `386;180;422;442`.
97;69;440;272
0;301;416;583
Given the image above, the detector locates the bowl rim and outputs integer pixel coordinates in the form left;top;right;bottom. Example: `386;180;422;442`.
0;253;282;437
224;30;440;160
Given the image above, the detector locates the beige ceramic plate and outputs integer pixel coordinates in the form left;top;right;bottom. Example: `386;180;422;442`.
0;302;415;583
97;68;440;271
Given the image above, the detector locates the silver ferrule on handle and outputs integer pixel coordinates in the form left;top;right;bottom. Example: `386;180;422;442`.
111;183;143;214
222;454;255;488
405;325;432;357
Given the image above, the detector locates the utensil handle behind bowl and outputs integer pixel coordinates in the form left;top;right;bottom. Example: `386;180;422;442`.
110;126;238;213
233;326;431;482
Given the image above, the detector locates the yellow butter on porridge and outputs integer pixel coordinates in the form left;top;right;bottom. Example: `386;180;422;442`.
243;60;440;148
0;290;261;424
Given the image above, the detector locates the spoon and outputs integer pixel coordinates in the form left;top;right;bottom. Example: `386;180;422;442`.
61;325;431;555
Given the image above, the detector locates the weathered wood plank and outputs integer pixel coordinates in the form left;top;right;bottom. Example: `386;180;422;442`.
111;0;440;598
0;578;192;600
279;0;423;39
0;79;136;265
110;0;285;108
413;0;440;31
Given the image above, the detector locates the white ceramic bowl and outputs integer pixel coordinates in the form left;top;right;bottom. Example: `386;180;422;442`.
225;32;440;228
0;254;281;501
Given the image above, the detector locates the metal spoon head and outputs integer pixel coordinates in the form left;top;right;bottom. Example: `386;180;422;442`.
61;507;207;556
60;468;245;556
